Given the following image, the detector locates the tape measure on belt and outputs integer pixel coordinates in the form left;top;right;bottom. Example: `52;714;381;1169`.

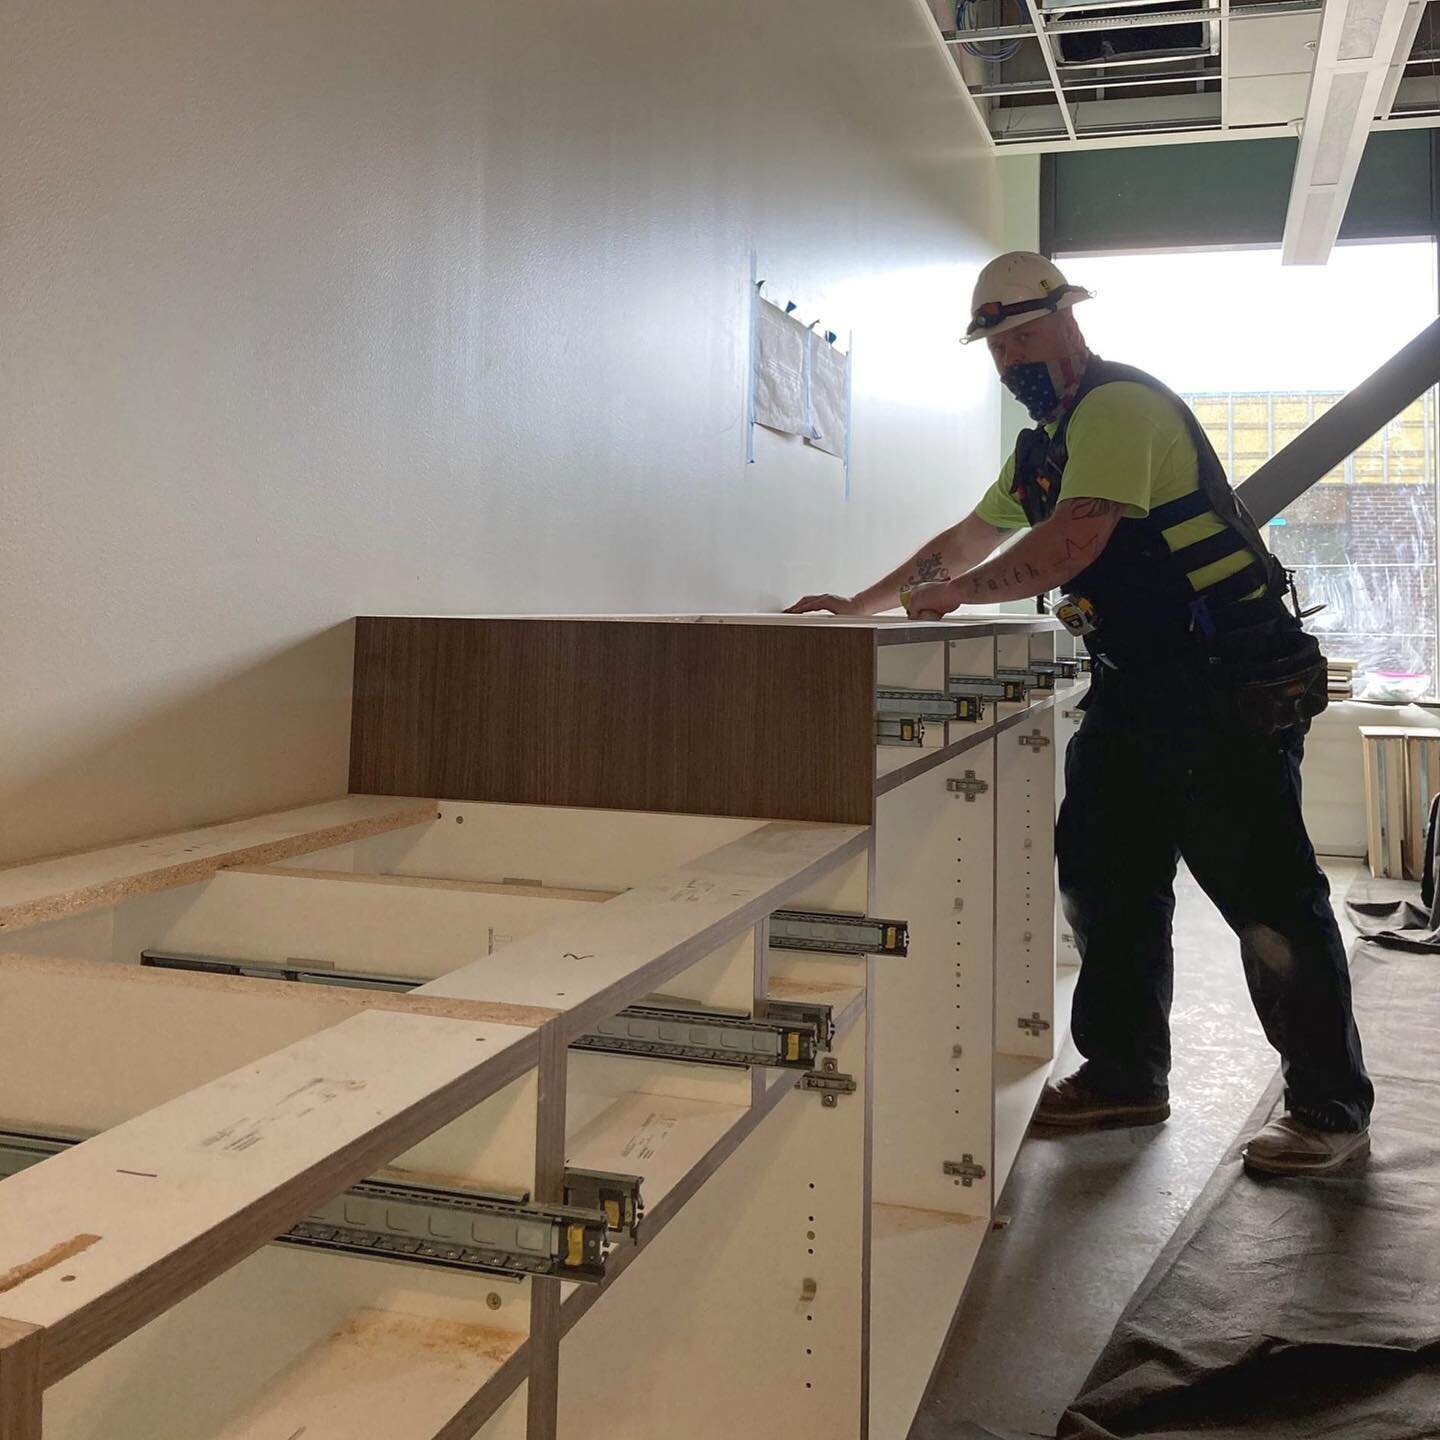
1055;596;1099;637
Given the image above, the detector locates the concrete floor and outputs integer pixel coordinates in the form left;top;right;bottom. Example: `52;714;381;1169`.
910;859;1363;1440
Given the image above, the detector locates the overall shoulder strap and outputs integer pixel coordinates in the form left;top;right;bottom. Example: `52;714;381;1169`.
1010;425;1063;525
1071;361;1274;570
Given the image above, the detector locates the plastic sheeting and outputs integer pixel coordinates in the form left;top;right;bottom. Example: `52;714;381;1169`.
1275;483;1437;698
1058;910;1440;1440
1348;872;1440;951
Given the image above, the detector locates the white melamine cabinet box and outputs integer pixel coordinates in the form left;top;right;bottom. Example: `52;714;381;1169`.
0;614;1081;1440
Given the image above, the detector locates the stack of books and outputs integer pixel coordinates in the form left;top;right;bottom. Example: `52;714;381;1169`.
1327;657;1357;701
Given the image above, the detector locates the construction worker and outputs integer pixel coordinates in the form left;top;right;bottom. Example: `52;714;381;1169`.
787;251;1373;1176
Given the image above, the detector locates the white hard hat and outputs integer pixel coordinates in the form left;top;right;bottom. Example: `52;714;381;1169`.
962;251;1092;345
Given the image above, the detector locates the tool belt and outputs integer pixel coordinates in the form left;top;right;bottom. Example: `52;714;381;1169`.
1072;575;1330;735
1200;591;1329;734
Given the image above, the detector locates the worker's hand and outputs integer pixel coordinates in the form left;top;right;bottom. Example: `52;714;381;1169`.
784;593;864;616
903;580;961;619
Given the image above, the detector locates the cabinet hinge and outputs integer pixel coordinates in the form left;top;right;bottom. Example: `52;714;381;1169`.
946;770;990;802
943;1154;987;1186
801;1057;857;1107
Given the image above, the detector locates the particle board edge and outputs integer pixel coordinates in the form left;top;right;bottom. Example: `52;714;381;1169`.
0;798;437;935
0;951;559;1031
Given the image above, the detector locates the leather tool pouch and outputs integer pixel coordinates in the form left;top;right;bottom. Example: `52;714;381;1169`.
1205;605;1329;734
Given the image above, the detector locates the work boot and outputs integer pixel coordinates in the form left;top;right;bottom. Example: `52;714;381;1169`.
1032;1070;1170;1130
1241;1115;1371;1176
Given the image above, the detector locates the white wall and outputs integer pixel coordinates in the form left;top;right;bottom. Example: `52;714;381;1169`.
990;154;1042;615
995;155;1042;456
1;0;1005;862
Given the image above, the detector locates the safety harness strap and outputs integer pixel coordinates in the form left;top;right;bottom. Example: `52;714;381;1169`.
1041;360;1281;600
1169;526;1251;573
1148;489;1214;529
1199;561;1270;610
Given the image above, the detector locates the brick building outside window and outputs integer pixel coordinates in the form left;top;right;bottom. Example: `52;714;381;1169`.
1186;390;1439;693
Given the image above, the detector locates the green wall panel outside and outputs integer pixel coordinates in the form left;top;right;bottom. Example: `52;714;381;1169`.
1047;130;1438;255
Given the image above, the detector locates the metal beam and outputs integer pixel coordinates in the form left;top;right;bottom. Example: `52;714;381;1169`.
1044;0;1210;12
948;0;1317;43
944;23;1038;43
1380;1;1430;118
1236;319;1440;525
976;66;1215;95
996;109;1440;149
1219;0;1232;128
1023;0;1079;139
1372;111;1440;128
990;88;1221;140
944;22;1036;43
1059;45;1212;67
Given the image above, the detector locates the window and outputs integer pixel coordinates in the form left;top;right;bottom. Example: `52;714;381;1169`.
1062;243;1440;695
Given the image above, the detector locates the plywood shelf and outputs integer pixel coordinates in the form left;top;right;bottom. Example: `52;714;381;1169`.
0;797;435;934
0;1007;540;1384
207;1307;525;1440
241;865;622;905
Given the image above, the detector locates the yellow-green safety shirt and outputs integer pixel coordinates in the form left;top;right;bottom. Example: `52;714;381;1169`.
976;381;1256;598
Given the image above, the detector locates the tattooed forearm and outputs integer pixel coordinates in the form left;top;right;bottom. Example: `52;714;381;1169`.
1065;497;1119;520
1049;533;1101;568
906;551;950;587
966;556;1044;598
955;499;1120;603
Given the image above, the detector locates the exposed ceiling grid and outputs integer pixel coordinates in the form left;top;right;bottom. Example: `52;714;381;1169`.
924;0;1439;262
928;0;1439;150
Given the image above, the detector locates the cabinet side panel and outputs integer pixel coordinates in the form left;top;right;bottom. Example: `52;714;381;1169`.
557;1026;867;1440
871;752;996;1218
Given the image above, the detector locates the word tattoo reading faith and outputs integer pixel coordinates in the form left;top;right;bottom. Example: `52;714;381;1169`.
964;498;1118;600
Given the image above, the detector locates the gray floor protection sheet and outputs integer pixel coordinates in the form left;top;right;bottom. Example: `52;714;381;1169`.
1057;902;1440;1440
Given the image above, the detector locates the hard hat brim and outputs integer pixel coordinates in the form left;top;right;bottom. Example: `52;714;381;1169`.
961;287;1092;345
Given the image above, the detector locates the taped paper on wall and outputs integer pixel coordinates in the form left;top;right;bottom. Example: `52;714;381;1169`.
754;298;810;436
806;335;849;458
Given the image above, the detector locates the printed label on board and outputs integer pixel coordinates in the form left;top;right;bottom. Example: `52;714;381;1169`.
619;1112;679;1163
